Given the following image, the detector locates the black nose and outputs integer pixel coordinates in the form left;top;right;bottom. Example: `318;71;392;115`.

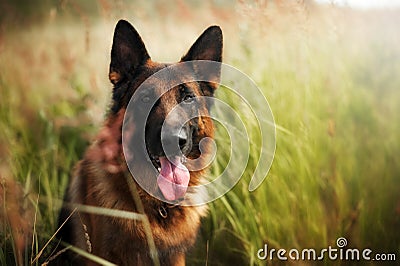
161;124;191;157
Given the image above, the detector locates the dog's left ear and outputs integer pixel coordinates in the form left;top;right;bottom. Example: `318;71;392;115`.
181;26;223;95
109;20;150;85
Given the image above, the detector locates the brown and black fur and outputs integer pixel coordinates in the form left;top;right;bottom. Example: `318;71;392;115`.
56;20;222;265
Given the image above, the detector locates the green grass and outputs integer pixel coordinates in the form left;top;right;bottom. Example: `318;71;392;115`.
1;1;400;265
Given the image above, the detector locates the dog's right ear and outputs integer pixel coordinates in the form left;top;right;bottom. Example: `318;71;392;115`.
109;20;150;85
181;26;223;96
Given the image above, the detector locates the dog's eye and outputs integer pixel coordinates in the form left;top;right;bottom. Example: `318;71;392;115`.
141;96;150;103
183;94;195;103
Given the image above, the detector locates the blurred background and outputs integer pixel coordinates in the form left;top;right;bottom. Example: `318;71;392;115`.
0;0;399;265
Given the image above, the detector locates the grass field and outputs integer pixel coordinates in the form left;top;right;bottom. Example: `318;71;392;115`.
1;1;399;265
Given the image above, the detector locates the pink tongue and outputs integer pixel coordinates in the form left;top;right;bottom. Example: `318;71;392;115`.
157;156;190;201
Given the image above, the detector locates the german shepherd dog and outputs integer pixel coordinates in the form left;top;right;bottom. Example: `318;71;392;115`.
56;20;222;265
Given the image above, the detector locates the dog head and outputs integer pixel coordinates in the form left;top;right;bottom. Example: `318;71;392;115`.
108;20;223;202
